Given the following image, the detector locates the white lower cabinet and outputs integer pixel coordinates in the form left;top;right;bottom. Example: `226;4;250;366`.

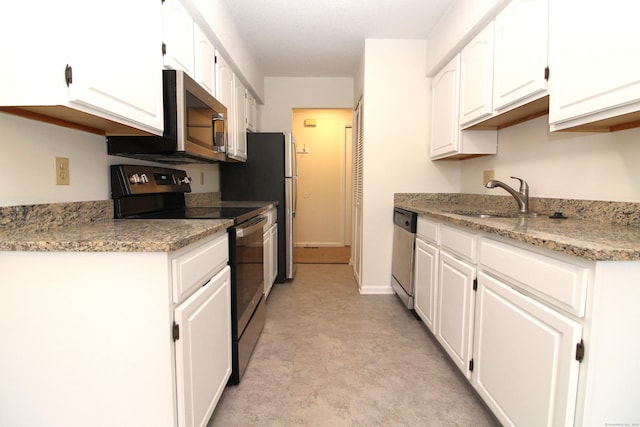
263;207;278;299
0;231;231;427
435;251;476;378
473;271;581;427
411;214;640;426
413;237;438;332
269;224;278;286
175;265;231;427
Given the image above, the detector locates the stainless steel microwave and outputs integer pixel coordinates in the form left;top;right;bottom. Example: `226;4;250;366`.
107;69;227;164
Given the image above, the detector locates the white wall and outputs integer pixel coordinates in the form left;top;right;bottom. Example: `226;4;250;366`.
354;48;365;105
260;77;355;131
0;113;219;207
360;39;460;294
461;115;640;202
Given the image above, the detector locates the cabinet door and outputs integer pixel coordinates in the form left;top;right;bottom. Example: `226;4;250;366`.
232;79;248;161
414;238;439;332
246;93;258;132
473;272;581;427
174;266;231;427
270;224;278;286
436;251;476;378
194;24;216;95
162;0;195;76
430;54;460;159
67;0;164;134
548;0;640;130
263;223;278;299
459;22;495;126
216;53;235;156
263;227;271;298
493;0;548;111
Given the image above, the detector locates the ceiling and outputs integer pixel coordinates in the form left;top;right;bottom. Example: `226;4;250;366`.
221;0;455;77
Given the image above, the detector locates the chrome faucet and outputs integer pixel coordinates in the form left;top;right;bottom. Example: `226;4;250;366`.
485;176;530;214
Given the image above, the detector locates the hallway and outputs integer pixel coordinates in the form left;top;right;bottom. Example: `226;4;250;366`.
208;264;499;426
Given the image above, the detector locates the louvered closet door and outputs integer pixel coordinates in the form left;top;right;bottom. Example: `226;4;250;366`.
352;99;364;285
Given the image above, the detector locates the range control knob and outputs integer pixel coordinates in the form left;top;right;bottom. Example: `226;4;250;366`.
128;174;141;184
139;173;149;183
180;176;192;185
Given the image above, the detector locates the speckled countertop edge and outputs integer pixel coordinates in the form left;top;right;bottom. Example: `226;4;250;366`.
0;194;275;253
395;193;640;262
0;218;233;252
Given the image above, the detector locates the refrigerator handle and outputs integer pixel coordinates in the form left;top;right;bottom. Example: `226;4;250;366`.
293;176;298;217
292;138;299;178
291;137;299;216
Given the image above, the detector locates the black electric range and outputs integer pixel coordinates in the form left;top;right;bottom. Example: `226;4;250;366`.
110;164;263;223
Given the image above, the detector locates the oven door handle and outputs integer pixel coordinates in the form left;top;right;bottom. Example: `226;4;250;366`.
234;216;267;238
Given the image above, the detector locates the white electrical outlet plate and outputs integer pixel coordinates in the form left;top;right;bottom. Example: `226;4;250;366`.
55;157;70;185
483;170;495;185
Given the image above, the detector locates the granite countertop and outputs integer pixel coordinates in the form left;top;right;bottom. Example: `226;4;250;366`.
395;193;640;262
0;218;233;253
0;196;275;253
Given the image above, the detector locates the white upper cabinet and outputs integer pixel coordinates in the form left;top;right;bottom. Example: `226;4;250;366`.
216;52;236;156
162;0;195;77
193;23;216;95
548;0;640;131
459;22;495;126
246;92;258;132
493;0;548;111
232;78;248;161
430;54;498;161
0;0;164;135
430;55;461;159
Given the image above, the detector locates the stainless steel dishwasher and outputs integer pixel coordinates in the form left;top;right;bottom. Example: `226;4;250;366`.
391;208;417;309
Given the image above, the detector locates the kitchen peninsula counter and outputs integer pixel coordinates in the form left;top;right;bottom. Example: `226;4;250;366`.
0;218;232;252
0;197;279;252
395;193;640;262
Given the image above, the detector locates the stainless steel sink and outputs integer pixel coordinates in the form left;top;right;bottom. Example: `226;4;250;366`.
446;210;538;219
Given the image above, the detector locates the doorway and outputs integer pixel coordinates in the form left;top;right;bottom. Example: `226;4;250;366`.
291;108;353;263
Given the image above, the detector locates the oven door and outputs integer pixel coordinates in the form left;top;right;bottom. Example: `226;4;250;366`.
230;215;267;339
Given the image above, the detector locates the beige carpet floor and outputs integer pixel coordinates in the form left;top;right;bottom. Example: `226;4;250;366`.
208;264;500;426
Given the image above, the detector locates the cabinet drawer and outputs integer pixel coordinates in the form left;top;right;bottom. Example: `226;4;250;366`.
440;225;477;263
172;232;229;303
417;216;439;244
265;207;277;228
479;238;589;317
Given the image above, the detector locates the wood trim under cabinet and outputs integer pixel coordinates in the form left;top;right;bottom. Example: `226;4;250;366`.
0;106;156;136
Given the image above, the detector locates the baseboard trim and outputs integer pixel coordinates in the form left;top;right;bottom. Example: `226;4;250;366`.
359;285;394;295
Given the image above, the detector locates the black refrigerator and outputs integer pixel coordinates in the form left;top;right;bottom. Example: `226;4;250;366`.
220;132;297;282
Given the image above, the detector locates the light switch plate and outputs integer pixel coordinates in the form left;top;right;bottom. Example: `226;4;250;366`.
55;157;70;185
